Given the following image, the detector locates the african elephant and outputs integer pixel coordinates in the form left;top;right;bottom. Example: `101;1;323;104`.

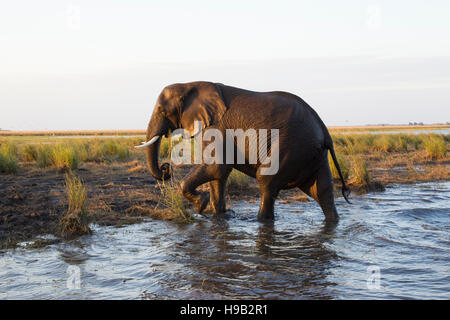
136;81;350;222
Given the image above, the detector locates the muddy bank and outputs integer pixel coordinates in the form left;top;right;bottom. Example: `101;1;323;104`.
0;154;449;249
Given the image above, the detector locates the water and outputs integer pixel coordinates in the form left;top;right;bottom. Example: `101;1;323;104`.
1;182;449;299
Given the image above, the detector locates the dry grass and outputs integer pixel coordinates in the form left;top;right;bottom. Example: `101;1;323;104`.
59;172;91;238
156;178;193;223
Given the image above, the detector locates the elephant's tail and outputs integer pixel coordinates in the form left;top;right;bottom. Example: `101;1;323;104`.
328;142;351;204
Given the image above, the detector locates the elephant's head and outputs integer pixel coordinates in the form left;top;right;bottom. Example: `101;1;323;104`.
136;82;227;181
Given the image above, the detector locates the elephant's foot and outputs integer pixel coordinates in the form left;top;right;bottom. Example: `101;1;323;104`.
192;192;210;214
257;188;277;221
211;202;227;215
211;209;236;221
257;209;274;221
324;212;339;224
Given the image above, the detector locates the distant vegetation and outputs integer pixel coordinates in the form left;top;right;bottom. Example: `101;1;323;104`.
329;132;448;187
0;137;142;172
331;133;448;159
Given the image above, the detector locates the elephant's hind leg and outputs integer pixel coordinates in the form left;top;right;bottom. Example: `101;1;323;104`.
300;160;339;222
257;179;280;221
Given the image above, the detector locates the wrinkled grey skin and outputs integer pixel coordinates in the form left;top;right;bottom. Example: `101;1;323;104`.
144;81;350;223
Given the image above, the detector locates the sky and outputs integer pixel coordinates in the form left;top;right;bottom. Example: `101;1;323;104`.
1;0;449;130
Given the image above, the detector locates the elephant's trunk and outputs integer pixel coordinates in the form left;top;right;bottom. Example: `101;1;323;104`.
145;114;172;181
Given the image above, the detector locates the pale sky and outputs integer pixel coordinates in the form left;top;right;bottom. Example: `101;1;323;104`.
1;0;449;130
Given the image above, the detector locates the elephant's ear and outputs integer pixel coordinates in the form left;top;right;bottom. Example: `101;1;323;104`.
180;83;227;137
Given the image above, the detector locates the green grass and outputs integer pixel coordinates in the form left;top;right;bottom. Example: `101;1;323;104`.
21;144;38;162
422;134;447;159
51;144;79;170
349;155;372;187
328;151;350;180
332;133;449;156
227;170;250;190
59;172;91;238
3;138;141;169
0;142;19;174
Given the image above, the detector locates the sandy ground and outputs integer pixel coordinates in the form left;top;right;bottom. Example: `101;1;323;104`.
0;153;449;249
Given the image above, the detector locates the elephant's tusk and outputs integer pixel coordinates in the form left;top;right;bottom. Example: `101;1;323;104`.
134;135;160;148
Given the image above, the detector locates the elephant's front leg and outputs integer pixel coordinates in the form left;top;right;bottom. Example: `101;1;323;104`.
181;164;229;214
209;176;229;214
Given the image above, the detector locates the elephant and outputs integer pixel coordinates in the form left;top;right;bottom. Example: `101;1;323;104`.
136;81;350;222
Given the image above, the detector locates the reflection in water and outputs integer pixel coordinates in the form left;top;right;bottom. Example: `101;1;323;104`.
0;182;449;299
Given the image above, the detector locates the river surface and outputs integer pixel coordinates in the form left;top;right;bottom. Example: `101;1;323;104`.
1;182;449;299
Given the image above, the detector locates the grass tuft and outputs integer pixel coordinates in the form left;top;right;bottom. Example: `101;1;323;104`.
21;144;38;162
423;134;447;159
59;171;91;238
227;170;250;190
51;144;79;170
156;178;192;223
350;155;372;187
328;151;350;180
0;142;19;174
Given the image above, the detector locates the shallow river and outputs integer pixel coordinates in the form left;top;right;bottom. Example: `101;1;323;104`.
1;182;449;299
